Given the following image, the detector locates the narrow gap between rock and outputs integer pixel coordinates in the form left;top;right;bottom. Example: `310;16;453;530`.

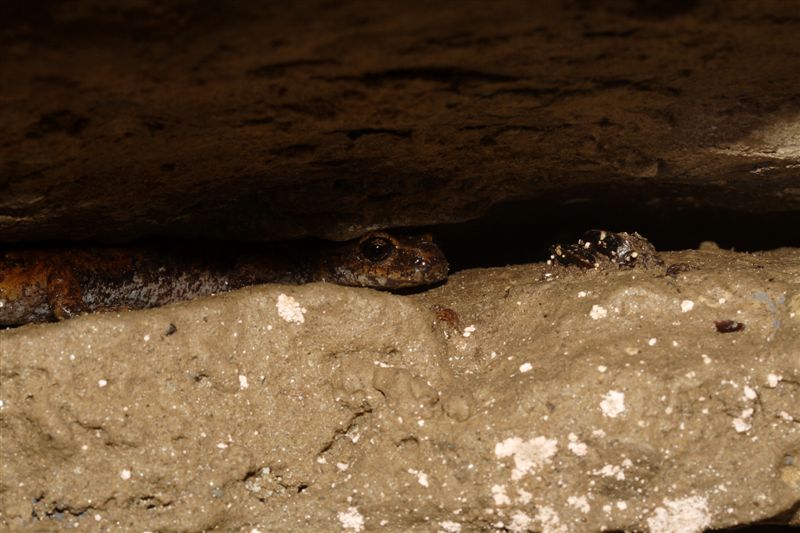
434;199;800;274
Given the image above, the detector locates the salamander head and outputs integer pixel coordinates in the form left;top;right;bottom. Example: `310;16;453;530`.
323;231;449;289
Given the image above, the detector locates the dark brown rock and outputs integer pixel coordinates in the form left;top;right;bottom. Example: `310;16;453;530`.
2;0;799;243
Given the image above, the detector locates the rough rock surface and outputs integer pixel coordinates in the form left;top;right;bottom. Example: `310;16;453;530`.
2;248;798;532
2;0;800;243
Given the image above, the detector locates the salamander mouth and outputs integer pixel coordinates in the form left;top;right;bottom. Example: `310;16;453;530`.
339;232;450;289
333;250;449;289
418;257;450;284
382;254;450;289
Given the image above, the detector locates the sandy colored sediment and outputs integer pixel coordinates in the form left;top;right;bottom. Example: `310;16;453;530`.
1;248;798;532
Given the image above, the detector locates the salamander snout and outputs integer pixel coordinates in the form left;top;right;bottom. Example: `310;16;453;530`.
407;240;449;284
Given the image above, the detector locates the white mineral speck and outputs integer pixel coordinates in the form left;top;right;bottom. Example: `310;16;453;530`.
594;464;626;480
647;496;711;533
567;433;588;456
680;300;695;312
491;484;511;505
238;375;249;389
732;418;752;433
338;507;364;532
120;469;131;480
417;472;428;487
779;411;794;421
743;386;757;400
519;362;533;373
98;379;108;388
577;291;588;298
439;521;461;533
589;305;608;320
462;325;476;337
509;511;531;532
495;436;558;480
600;390;626;418
276;294;306;324
766;373;782;387
143;334;150;342
534;506;563;533
597;365;607;373
702;354;712;364
648;337;657;346
408;469;429;487
516;488;532;504
568;495;590;513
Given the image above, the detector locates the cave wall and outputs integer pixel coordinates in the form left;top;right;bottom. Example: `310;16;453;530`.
2;0;799;243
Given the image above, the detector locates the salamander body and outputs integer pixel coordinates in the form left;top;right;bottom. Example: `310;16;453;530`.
0;232;448;326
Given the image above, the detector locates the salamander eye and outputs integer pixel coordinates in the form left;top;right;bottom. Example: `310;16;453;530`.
360;236;394;262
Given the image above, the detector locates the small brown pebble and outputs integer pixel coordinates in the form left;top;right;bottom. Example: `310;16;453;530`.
165;323;178;336
431;304;461;330
715;320;745;333
443;392;473;422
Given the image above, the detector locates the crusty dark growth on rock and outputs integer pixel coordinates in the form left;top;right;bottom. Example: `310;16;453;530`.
549;229;663;269
0;232;448;326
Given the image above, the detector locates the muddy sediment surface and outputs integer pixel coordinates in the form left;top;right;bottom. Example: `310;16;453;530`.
1;247;798;531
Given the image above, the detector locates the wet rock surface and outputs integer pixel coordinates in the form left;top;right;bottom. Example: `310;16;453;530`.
2;248;798;532
2;0;800;243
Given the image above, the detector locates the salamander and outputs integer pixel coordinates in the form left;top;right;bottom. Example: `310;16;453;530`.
0;232;448;326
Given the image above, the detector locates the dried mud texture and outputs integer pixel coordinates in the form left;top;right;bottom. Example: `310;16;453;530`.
1;248;798;532
2;0;800;243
